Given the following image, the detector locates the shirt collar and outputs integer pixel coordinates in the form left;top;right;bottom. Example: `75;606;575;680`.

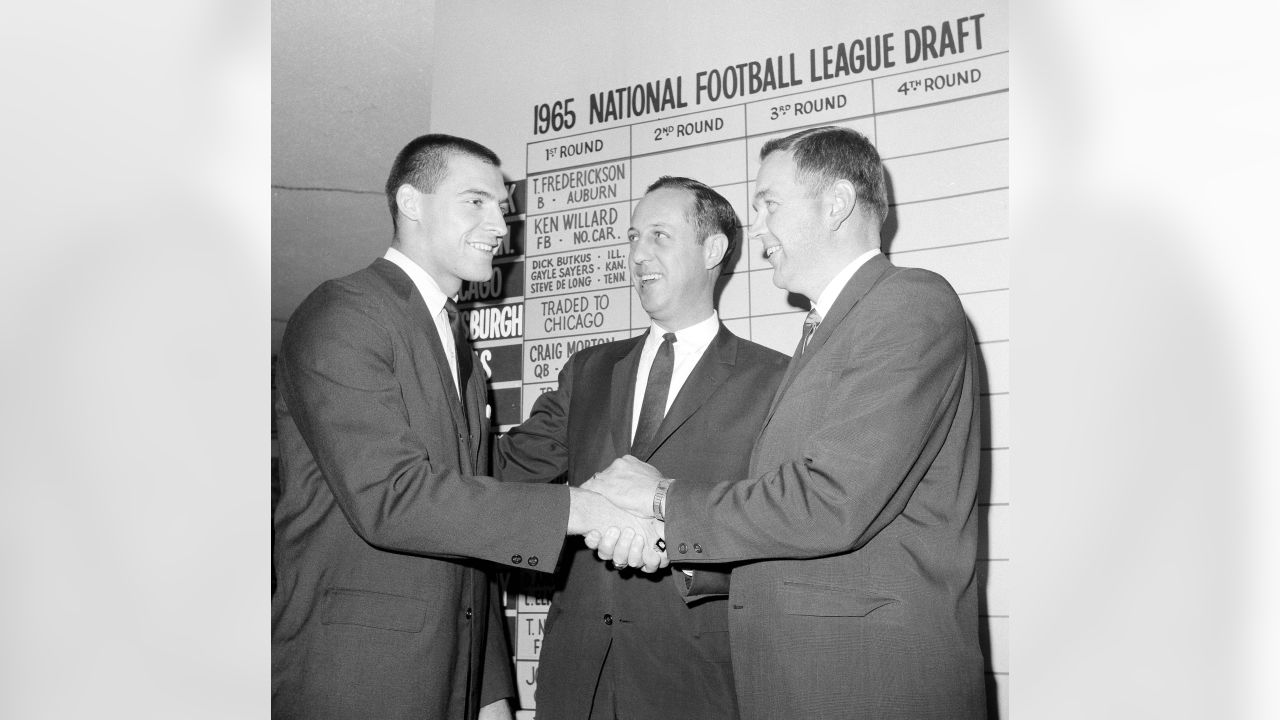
811;249;880;318
384;246;450;316
647;310;720;350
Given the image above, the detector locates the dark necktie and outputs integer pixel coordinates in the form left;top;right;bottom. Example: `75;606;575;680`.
444;299;472;425
801;308;823;354
632;332;676;454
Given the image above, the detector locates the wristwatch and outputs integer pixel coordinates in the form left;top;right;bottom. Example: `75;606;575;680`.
653;478;671;521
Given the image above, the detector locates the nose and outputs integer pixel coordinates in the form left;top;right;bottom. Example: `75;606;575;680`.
629;236;652;263
485;205;507;237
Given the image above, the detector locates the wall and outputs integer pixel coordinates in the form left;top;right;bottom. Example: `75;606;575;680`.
271;0;438;353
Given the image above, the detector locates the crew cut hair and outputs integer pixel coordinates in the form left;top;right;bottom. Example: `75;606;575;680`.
384;134;502;231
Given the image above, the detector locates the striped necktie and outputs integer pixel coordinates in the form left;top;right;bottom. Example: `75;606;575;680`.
801;308;823;353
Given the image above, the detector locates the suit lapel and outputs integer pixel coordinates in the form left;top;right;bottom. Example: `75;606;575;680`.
764;253;895;422
463;364;484;471
369;259;469;435
634;324;736;461
610;334;646;457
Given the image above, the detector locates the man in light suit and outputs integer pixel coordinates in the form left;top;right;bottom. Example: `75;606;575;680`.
495;177;788;720
587;126;988;718
273;134;664;720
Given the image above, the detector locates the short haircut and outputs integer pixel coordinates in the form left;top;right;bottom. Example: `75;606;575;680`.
644;175;741;273
384;134;502;232
760;125;888;224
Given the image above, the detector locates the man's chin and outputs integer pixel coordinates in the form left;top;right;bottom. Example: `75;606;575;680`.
461;261;494;282
636;291;661;317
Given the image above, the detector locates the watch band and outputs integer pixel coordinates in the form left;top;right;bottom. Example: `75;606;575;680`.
653;478;671;521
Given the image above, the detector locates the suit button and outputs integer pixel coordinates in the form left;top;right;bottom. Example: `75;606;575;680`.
465;607;473;620
527;556;539;567
678;543;688;554
511;554;523;564
603;614;613;625
693;544;703;554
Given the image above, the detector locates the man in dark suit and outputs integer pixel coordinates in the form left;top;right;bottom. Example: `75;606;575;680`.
587;126;988;718
273;134;665;720
495;177;788;720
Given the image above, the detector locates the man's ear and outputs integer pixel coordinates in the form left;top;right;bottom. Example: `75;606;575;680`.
395;184;422;224
828;179;857;231
703;232;728;270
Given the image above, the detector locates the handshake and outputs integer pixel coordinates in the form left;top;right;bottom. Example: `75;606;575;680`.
569;455;671;574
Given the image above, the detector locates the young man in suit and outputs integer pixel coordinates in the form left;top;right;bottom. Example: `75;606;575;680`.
587;127;988;718
272;134;664;720
495;177;789;720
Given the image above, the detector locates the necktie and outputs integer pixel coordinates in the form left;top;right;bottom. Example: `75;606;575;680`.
632;332;675;454
444;299;472;425
801;308;823;353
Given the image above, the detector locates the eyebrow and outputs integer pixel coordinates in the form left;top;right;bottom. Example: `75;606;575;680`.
457;188;511;211
628;221;673;233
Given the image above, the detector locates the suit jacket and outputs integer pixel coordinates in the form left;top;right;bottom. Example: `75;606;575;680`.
273;258;570;720
666;254;987;719
496;324;788;720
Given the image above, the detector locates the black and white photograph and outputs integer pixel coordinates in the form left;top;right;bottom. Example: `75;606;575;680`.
3;2;1278;719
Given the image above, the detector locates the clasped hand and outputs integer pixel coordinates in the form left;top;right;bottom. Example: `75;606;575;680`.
580;455;669;572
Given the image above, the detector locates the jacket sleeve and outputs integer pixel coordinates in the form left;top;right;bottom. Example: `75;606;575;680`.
666;275;973;563
279;283;569;571
493;355;576;483
675;565;733;603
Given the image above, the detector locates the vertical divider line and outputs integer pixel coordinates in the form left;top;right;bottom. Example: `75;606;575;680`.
742;101;753;339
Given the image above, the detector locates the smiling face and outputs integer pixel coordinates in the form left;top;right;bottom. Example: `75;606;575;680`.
407;152;508;295
749;150;832;300
627;187;721;331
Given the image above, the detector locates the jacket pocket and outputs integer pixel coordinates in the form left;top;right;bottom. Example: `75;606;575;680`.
694;629;732;664
320;587;428;632
780;580;896;617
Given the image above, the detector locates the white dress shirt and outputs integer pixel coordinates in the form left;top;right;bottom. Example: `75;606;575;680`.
809;248;881;319
383;247;461;393
630;311;721;444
